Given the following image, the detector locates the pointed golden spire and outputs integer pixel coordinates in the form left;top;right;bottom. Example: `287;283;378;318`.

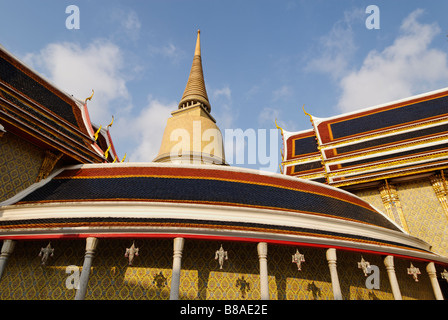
194;29;201;56
178;30;211;113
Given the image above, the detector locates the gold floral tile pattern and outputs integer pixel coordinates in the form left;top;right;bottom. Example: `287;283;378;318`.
267;245;333;300
396;179;448;257
0;239;83;300
0;238;439;300
86;239;173;300
352;188;387;216
0;132;44;202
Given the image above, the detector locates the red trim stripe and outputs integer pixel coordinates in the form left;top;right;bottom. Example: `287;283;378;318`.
0;233;444;265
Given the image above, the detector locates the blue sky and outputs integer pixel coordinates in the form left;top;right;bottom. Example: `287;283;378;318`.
1;1;448;172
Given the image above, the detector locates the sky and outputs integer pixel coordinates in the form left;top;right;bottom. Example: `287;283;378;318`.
1;0;448;172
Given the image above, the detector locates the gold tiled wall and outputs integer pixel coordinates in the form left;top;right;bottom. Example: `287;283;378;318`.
0;132;44;202
352;188;387;214
183;240;261;300
353;180;448;258
393;256;435;300
86;238;173;300
0;239;83;299
336;250;394;300
396;179;448;257
0;239;440;300
266;244;333;300
336;250;435;300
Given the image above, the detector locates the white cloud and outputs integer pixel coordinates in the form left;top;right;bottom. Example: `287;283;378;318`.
258;107;279;126
272;85;292;101
337;9;448;112
306;8;363;79
210;86;235;130
148;43;185;64
121;10;141;32
109;8;141;42
124;97;175;162
213;86;231;100
23;40;131;124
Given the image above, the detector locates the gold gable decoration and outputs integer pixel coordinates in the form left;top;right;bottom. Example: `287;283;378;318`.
378;180;409;233
35;150;63;182
430;171;448;219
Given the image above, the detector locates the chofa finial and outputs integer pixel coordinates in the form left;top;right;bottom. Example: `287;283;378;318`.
302;104;313;122
85;89;94;104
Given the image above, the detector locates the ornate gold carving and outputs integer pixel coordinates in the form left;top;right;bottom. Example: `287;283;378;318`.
430;171;448;219
379;180;409;232
35;150;63;182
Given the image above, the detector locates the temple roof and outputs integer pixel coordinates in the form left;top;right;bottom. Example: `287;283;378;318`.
281;87;448;187
11;164;399;231
0;44;117;164
2;162;444;263
178;30;211;112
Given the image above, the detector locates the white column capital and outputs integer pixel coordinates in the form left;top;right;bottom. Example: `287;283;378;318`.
173;237;185;254
0;240;16;281
384;255;395;268
426;261;437;275
1;240;16;256
257;242;268;257
85;237;98;254
326;248;337;262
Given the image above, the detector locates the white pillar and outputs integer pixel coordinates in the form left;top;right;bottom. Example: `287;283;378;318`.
384;255;402;300
257;242;269;300
426;262;444;300
326;248;342;300
170;237;185;300
0;240;15;280
75;237;98;300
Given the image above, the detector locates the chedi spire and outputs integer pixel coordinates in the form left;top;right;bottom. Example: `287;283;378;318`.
153;30;226;165
178;30;211;113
